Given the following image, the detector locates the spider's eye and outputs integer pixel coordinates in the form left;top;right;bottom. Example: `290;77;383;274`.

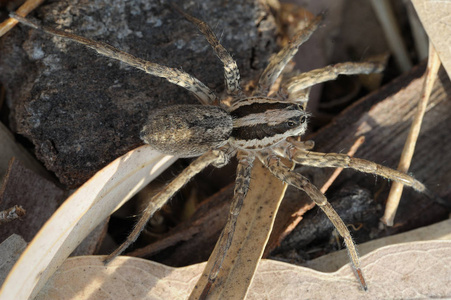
287;120;297;127
300;116;306;123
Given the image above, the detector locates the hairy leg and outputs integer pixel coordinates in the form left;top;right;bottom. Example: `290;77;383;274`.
173;5;242;97
11;13;218;105
104;150;228;264
255;14;323;95
284;62;384;103
282;144;426;192
259;153;367;290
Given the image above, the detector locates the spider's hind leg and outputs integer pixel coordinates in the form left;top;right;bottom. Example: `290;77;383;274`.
259;152;368;290
173;5;242;97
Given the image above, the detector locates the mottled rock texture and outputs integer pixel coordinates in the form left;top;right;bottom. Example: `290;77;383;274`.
0;0;278;187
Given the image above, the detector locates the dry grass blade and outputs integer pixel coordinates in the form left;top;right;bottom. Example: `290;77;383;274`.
190;160;287;299
0;146;175;300
0;0;44;37
369;0;412;72
382;43;441;226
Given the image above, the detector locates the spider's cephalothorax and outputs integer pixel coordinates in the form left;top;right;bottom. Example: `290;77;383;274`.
13;5;427;296
228;99;308;149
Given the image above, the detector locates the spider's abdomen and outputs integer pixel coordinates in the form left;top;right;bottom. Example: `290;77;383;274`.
140;105;232;157
229;99;308;150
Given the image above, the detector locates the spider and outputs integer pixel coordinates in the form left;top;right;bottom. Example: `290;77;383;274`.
13;5;426;295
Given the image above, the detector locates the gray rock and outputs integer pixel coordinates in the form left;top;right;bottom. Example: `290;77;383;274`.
0;0;278;187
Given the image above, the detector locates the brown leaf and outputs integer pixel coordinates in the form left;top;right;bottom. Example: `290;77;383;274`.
0;146;176;299
411;0;451;78
34;240;451;299
190;160;287;299
307;218;451;273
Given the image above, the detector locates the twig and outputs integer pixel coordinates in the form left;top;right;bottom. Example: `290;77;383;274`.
381;43;441;226
0;0;45;37
0;205;26;225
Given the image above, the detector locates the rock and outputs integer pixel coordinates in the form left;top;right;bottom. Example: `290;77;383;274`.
0;0;278;187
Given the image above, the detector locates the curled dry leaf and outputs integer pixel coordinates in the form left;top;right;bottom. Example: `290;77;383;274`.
0;146;176;300
35;240;451;299
306;218;451;273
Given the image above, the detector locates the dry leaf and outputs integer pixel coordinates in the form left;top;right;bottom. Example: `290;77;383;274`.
411;0;451;78
307;218;451;272
190;160;287;299
35;240;451;299
0;146;176;300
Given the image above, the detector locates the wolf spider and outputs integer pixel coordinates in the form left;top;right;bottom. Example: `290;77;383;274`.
13;5;426;294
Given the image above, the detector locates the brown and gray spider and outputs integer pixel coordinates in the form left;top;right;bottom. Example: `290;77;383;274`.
13;6;426;293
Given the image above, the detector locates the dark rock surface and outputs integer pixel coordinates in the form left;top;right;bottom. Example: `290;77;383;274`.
0;0;278;187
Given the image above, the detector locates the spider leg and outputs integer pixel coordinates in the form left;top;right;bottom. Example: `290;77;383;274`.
172;5;242;97
284;62;384;103
258;152;367;290
200;151;254;298
277;140;426;192
255;14;323;95
104;150;228;264
11;13;218;105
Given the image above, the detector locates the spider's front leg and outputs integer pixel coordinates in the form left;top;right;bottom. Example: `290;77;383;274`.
278;140;426;192
104;149;229;264
255;14;323;95
284;62;384;93
11;14;218;105
258;152;367;290
196;151;254;299
283;62;384;106
173;5;242;97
